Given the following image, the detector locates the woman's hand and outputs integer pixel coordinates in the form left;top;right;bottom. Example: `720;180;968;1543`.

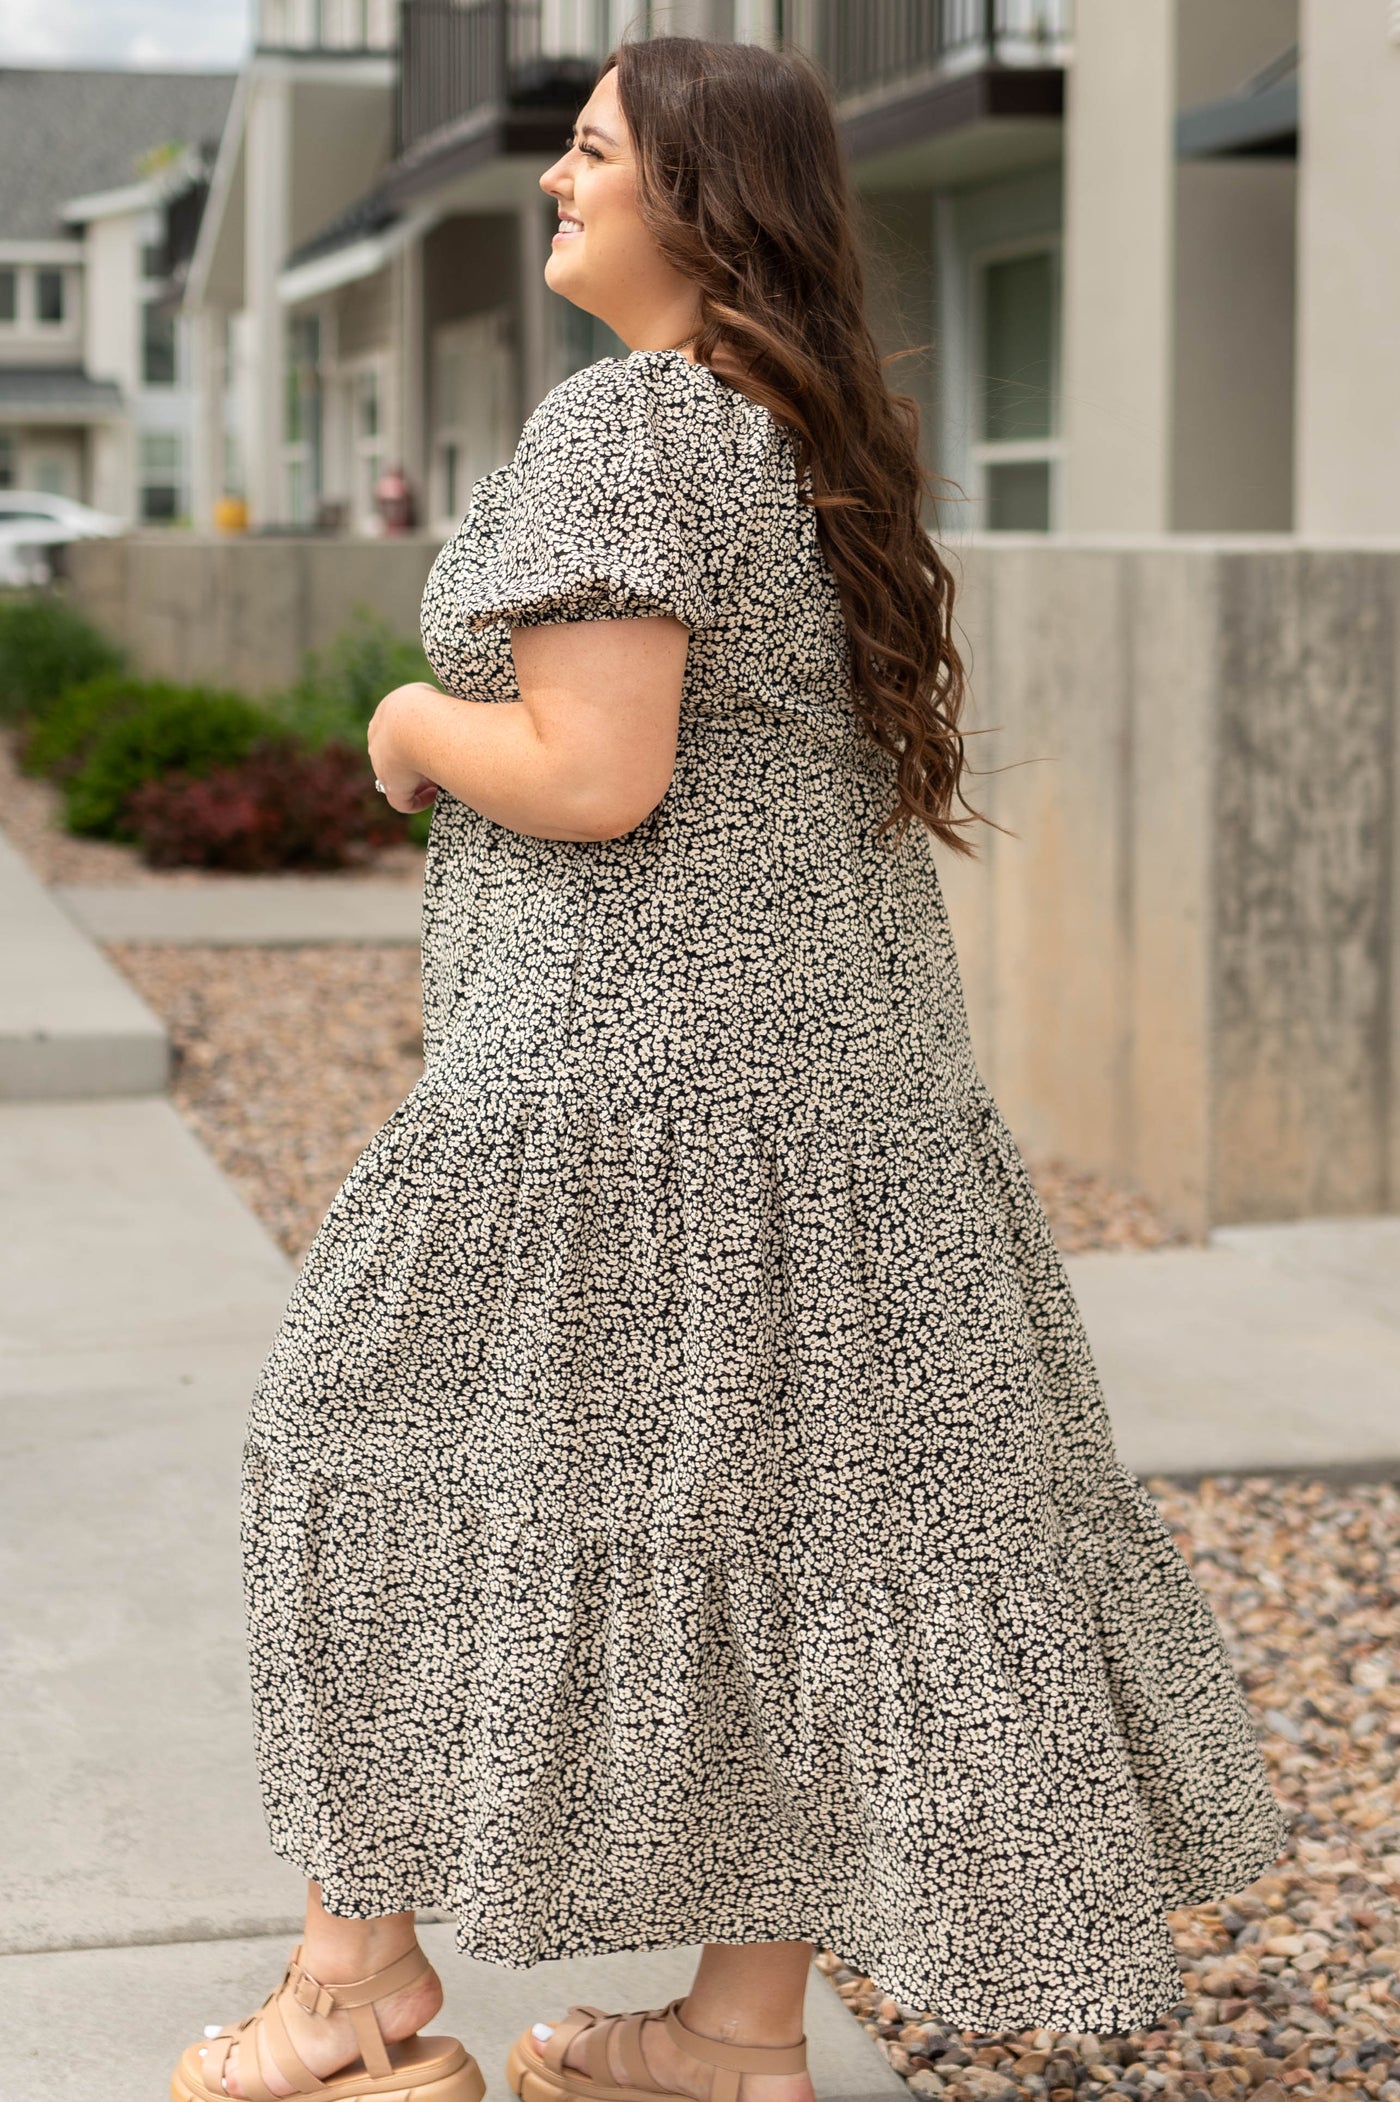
367;685;441;813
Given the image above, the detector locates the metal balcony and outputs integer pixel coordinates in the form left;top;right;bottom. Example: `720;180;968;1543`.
815;0;1073;103
396;0;606;165
255;0;401;52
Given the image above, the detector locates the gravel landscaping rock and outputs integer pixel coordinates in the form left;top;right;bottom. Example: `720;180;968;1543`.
106;943;425;1258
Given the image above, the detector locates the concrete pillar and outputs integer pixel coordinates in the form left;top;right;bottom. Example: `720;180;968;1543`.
732;0;778;38
1059;0;1176;531
517;193;553;424
88;420;131;523
244;67;292;528
396;235;427;500
1295;0;1400;534
1169;161;1295;532
188;305;225;529
1168;0;1298;532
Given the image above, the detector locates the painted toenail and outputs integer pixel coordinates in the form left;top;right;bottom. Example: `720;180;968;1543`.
532;2023;553;2040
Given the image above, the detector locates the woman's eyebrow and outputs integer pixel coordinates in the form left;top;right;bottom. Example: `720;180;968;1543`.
575;122;619;146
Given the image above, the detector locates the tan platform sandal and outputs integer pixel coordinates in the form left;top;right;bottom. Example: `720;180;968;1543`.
172;1939;486;2102
506;1998;809;2102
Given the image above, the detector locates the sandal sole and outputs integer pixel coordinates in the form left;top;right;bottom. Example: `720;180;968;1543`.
172;2048;487;2102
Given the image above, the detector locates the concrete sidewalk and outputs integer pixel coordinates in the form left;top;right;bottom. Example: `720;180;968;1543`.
1070;1214;1400;1478
54;876;423;947
0;831;167;1098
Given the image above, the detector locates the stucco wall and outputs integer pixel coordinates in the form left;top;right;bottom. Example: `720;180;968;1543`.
64;532;1400;1236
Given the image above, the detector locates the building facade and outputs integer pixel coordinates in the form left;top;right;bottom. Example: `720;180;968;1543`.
0;66;236;525
183;0;1400;542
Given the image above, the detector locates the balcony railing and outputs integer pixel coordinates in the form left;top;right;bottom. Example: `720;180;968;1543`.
815;0;1072;102
256;0;401;51
397;0;606;159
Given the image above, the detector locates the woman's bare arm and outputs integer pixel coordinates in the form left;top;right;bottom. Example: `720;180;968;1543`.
367;614;691;842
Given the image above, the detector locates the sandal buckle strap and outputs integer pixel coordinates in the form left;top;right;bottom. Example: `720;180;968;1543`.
288;1964;337;2019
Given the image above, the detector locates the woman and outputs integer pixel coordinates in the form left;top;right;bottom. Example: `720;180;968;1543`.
176;33;1288;2102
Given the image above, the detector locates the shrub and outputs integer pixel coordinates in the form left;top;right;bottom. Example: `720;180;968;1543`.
125;737;408;871
17;672;168;782
0;592;126;723
268;603;436;751
64;685;282;839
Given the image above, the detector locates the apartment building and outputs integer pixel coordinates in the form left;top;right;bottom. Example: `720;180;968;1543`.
184;0;1400;540
0;66;237;524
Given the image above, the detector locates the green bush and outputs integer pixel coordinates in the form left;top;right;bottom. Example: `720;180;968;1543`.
17;672;165;782
0;592;126;723
64;685;286;840
268;602;436;751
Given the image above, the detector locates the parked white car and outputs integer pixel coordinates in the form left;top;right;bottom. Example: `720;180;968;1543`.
0;490;128;588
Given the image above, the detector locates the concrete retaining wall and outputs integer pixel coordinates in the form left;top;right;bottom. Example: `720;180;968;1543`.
941;536;1400;1236
64;532;442;697
65;531;1400;1234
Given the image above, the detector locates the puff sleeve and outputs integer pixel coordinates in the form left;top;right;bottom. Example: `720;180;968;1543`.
459;354;720;635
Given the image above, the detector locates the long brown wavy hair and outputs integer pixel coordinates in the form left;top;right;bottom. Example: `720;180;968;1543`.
597;32;995;858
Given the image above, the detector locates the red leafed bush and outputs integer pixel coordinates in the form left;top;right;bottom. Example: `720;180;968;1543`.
124;737;408;870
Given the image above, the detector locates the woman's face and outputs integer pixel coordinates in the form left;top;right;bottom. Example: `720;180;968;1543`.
538;67;698;353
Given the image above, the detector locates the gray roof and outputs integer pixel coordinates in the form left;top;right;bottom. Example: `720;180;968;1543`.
0;366;125;413
0;66;237;240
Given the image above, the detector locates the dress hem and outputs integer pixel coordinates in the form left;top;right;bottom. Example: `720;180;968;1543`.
260;1819;1291;2040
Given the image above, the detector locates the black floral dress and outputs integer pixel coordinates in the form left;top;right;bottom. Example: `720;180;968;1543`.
240;348;1288;2034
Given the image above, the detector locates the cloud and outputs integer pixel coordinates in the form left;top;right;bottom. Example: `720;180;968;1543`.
0;0;251;67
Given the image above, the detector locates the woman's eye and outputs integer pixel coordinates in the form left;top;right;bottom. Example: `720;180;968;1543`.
563;131;601;158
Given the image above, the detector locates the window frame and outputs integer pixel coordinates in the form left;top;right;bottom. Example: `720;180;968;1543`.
966;231;1064;533
34;266;67;327
138;427;185;523
141;298;179;387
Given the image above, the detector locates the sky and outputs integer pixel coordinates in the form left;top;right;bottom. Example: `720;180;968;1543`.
0;0;252;68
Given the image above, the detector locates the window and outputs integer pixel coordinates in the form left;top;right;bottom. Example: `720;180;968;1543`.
0;434;15;488
140;430;182;521
0;270;15;324
141;238;168;281
970;243;1062;531
35;268;65;324
142;302;177;385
